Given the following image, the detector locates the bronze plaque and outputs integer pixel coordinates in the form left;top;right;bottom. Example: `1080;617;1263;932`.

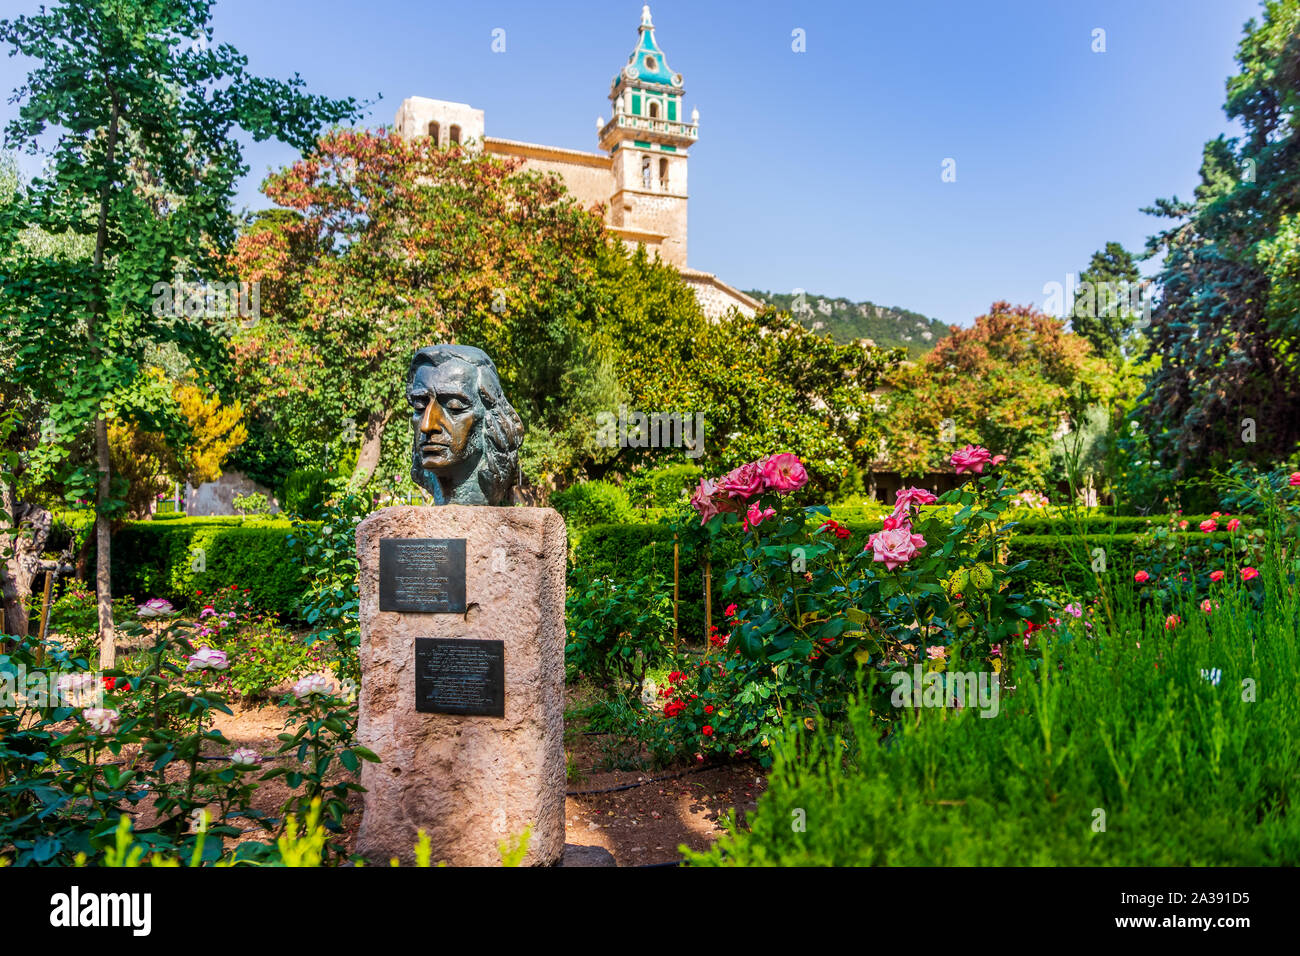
415;637;505;717
379;538;466;613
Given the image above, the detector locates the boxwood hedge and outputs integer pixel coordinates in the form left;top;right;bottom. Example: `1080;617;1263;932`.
108;518;317;619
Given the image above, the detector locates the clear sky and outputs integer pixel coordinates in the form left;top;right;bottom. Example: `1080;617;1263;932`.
0;0;1265;326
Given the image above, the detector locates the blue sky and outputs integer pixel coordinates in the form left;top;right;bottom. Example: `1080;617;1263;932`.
0;0;1264;325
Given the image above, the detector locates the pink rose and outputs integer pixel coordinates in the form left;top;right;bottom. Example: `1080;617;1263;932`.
742;503;776;531
866;524;926;571
1199;519;1216;532
951;444;994;474
1241;566;1259;581
1226;518;1240;531
719;460;766;500
690;478;727;526
892;486;937;517
1134;570;1150;583
1210;570;1224;582
761;453;808;495
1290;472;1300;487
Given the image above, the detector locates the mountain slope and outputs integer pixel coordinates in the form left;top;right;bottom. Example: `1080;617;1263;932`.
746;289;951;357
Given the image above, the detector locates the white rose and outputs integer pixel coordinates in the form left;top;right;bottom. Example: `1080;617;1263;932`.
187;646;229;671
292;674;334;699
82;707;120;735
230;748;260;768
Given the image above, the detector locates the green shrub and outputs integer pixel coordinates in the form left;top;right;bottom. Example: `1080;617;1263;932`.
285;495;366;683
109;518;313;619
282;468;334;518
623;463;701;508
566;566;674;690
1006;530;1244;594
570;513;1258;636
48;511;95;553
550;480;635;534
572;520;741;643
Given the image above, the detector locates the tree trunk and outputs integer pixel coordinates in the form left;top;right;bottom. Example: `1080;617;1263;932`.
90;89;121;668
1;481;52;640
95;416;116;668
348;408;392;492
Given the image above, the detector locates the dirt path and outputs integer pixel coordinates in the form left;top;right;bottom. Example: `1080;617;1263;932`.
208;697;764;866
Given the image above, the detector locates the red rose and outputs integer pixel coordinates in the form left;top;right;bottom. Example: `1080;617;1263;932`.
702;725;714;736
704;704;713;714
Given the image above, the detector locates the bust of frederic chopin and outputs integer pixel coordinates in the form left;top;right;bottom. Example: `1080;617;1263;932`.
407;344;524;506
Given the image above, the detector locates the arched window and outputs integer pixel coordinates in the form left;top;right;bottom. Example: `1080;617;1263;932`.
659;158;668;190
449;124;462;146
427;121;440;146
641;155;652;189
648;100;659;119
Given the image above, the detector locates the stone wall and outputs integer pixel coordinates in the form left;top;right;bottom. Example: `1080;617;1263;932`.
183;470;280;517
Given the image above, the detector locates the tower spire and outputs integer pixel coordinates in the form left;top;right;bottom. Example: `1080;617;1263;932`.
596;7;696;267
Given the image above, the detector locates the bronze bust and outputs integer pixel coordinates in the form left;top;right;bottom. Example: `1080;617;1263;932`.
407;345;524;505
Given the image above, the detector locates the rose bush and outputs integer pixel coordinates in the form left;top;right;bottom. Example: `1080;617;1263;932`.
664;449;1049;763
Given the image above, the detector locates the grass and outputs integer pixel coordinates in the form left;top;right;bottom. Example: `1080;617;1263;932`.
687;559;1300;866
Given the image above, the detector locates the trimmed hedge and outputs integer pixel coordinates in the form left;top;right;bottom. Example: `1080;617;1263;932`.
571;517;1250;641
109;518;316;619
1006;531;1242;592
550;481;636;533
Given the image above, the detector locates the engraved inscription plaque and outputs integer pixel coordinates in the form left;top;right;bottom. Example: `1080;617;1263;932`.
379;538;466;613
415;637;505;717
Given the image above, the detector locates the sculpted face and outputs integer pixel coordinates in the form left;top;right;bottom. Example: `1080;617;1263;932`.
409;359;481;473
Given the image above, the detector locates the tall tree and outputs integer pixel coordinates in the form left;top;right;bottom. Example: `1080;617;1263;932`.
228;129;611;494
1139;0;1300;482
883;302;1112;489
1071;241;1144;364
0;0;358;663
0;154;91;638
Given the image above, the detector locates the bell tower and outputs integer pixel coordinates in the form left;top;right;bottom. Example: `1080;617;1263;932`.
597;5;697;267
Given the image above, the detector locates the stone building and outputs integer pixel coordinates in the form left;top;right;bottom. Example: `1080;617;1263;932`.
394;5;758;319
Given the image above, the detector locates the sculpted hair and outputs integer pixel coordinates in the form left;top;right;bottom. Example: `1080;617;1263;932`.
408;345;524;503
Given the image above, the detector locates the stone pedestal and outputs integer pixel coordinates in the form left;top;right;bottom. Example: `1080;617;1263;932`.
354;505;567;866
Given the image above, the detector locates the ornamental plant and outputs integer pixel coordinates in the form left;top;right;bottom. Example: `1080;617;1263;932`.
677;447;1049;760
1130;511;1268;614
565;566;674;691
187;584;322;699
287;494;366;684
1;611;374;866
